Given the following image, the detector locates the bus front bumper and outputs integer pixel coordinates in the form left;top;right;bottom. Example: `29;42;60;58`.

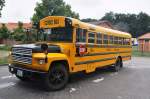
8;64;48;79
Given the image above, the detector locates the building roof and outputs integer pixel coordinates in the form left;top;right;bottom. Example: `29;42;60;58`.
138;33;150;40
0;23;32;31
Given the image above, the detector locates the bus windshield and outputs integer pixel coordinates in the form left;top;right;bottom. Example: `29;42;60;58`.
43;27;73;42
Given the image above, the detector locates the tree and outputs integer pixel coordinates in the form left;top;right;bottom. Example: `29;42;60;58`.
0;0;5;17
101;12;150;38
0;23;9;39
135;12;150;37
12;21;25;41
32;0;79;23
101;12;116;24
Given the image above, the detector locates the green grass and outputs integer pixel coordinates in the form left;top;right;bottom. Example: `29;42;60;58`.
0;45;11;51
0;45;11;64
0;57;8;65
132;46;150;57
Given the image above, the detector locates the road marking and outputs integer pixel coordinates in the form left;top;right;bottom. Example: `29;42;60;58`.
69;88;77;93
93;77;104;83
1;75;16;79
0;82;16;89
117;96;123;99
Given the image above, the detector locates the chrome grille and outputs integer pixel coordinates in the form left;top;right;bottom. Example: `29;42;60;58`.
11;47;32;64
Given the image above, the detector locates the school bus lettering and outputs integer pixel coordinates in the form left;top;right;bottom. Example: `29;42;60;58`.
8;16;132;91
44;19;59;25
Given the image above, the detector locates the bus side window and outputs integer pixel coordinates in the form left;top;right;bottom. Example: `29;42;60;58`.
88;32;95;43
110;36;113;44
97;33;102;44
123;38;126;45
114;36;118;44
76;28;86;42
120;37;123;45
118;37;122;45
103;34;108;44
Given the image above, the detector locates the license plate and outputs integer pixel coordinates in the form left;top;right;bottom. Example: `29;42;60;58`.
17;70;23;77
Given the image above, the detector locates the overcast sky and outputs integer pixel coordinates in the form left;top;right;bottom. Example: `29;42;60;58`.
0;0;150;22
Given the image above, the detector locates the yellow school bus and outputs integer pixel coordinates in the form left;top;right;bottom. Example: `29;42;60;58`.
9;16;132;91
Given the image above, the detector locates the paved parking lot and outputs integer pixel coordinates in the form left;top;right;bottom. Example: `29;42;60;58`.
0;57;150;99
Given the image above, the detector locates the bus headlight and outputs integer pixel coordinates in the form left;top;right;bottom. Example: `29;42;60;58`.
38;59;46;65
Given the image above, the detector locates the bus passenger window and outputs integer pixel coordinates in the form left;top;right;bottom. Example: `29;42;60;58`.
118;37;122;45
123;38;126;45
88;32;95;43
110;36;113;44
97;33;102;44
103;35;108;44
114;37;118;44
120;38;124;45
76;28;86;42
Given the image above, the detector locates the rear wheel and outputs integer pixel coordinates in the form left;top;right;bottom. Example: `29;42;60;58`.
112;58;122;72
44;63;69;91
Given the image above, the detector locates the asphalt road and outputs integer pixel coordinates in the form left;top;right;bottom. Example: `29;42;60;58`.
0;57;150;99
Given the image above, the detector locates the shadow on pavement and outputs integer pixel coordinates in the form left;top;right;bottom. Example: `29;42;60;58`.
15;67;115;92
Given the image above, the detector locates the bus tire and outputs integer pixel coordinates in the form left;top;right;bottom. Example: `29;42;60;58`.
113;57;122;72
44;63;69;91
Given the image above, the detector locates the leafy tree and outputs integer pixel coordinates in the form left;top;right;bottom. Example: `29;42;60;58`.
32;0;79;23
101;12;150;38
12;21;25;41
101;12;115;24
0;23;9;39
0;0;5;17
135;12;150;37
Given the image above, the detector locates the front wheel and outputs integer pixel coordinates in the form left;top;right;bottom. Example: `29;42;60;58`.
44;63;69;91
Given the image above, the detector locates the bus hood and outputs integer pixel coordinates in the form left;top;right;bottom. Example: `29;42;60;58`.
12;44;61;53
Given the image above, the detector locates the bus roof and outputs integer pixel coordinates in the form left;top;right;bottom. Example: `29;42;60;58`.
40;16;132;38
69;17;132;38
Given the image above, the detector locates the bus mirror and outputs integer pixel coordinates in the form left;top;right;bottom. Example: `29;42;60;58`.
65;18;72;27
41;43;48;52
41;43;48;63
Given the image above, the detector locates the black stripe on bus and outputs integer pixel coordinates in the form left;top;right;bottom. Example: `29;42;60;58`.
76;44;132;48
75;55;131;65
75;57;116;65
76;51;131;57
87;45;131;48
122;55;131;58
